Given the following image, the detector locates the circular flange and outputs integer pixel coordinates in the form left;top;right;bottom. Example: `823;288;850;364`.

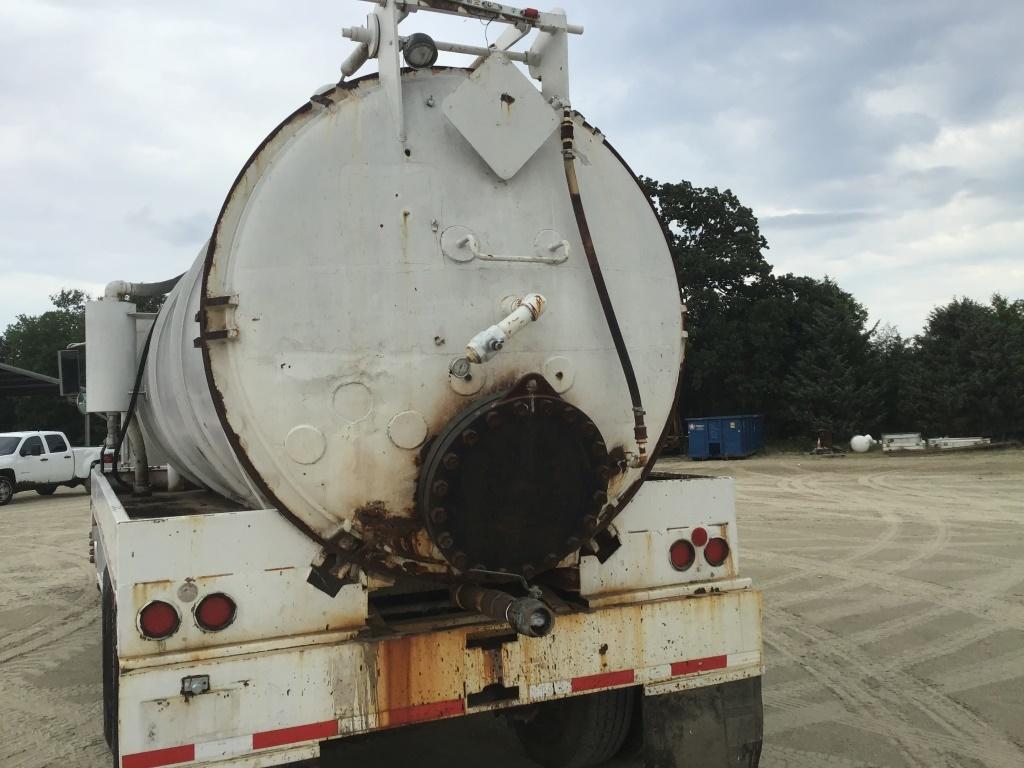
284;425;327;465
388;410;428;450
440;225;477;263
417;373;610;576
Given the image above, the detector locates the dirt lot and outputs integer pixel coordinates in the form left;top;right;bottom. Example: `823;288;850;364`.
1;450;1022;767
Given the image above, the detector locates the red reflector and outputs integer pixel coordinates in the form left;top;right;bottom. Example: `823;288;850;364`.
571;668;635;692
690;526;709;547
195;593;236;631
524;7;540;19
121;743;195;768
669;539;695;571
671;654;728;676
252;719;339;749
139;601;180;640
386;698;465;727
704;537;730;567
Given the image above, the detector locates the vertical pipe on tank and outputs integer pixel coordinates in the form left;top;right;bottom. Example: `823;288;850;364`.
85;300;137;414
166;464;184;492
126;418;151;496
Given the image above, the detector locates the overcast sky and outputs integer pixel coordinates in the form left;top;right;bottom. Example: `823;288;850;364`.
2;1;1021;335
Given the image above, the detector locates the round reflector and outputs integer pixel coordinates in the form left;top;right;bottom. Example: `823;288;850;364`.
704;537;730;567
669;539;695;571
139;601;179;640
690;527;709;547
195;593;236;632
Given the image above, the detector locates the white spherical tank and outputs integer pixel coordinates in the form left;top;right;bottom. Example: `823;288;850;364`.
850;435;875;453
139;67;682;580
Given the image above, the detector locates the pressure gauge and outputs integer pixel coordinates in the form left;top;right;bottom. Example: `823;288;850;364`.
449;356;472;381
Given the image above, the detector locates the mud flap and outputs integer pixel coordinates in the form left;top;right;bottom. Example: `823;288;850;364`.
641;677;763;768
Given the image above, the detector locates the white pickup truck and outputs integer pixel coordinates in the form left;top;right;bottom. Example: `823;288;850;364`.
0;431;100;505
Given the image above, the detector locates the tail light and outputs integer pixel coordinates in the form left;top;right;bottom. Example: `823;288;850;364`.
704;537;730;567
139;601;180;640
669;539;695;571
690;526;709;547
195;593;236;632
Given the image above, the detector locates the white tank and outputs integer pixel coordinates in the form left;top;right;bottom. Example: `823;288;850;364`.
850;435;875;453
136;63;682;580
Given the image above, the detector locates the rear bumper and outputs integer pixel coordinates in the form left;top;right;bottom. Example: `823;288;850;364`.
118;587;762;768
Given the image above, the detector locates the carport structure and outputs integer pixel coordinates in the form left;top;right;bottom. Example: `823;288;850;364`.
0;362;59;396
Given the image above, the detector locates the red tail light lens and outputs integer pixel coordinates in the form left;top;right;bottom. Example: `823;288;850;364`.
704;537;730;567
669;539;695;571
690;527;709;547
139;601;180;639
195;593;236;631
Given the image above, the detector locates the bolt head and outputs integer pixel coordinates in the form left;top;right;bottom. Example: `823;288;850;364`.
437;532;454;549
430;507;448;524
452;552;468;570
442;452;460;470
432;479;449;497
485;411;503;429
462;429;479;446
513;401;530;418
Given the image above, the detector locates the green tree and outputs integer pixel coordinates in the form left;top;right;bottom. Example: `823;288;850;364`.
640;178;777;423
781;278;880;437
906;295;1024;438
0;289;99;444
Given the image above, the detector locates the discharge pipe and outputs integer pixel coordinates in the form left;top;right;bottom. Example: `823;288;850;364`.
452;584;554;638
104;274;184;300
465;293;546;364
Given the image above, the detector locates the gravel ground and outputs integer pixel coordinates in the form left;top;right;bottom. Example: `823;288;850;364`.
1;450;1022;768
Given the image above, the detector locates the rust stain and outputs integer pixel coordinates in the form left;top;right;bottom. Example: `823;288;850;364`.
354;500;423;558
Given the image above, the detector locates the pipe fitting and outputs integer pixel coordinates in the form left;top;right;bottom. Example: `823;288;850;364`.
465;293;546;364
452;584;555;638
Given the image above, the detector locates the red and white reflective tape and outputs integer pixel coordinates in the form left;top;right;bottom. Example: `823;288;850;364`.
528;651;759;700
121;719;338;768
122;653;758;767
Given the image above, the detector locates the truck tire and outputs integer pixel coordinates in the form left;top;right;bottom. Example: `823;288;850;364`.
514;687;635;768
102;570;119;764
37;485;57;496
0;476;13;506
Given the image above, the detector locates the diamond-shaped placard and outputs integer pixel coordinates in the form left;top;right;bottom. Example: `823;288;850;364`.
443;54;559;181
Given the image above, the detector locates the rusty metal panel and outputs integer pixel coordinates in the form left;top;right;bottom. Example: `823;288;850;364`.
116;589;762;762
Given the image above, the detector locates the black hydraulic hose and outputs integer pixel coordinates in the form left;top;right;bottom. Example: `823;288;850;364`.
109;314;159;492
560;110;648;461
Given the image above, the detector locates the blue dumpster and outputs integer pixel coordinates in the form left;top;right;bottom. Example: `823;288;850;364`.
686;415;764;460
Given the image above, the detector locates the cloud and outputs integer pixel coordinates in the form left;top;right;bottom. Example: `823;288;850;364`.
125;207;212;247
0;0;1021;336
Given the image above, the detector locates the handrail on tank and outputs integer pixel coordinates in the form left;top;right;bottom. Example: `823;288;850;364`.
341;0;578;142
359;0;583;35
